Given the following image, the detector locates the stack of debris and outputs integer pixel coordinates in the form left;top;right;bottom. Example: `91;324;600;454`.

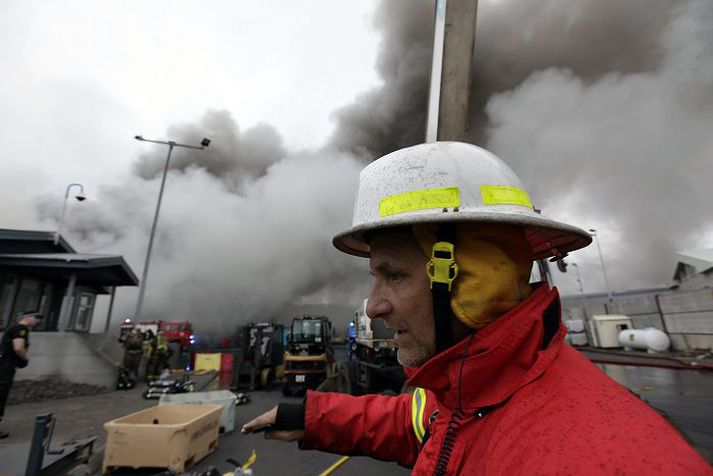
143;373;195;399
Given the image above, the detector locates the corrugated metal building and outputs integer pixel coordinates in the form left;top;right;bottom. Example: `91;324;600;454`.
561;248;713;351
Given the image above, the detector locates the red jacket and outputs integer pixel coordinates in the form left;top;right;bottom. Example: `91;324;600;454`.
302;285;712;475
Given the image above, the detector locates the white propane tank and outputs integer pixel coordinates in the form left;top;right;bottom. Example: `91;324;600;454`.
618;328;671;352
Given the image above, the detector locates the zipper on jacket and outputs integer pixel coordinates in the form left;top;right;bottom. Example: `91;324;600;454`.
431;404;500;476
432;408;465;476
432;334;474;476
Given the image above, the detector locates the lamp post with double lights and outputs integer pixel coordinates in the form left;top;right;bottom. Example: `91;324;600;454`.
133;135;211;320
588;228;613;303
54;183;86;245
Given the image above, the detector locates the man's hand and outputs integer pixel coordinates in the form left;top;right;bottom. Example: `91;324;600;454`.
241;405;305;441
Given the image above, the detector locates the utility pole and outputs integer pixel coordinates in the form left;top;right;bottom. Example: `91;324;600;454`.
426;0;479;142
133;136;210;320
589;229;613;303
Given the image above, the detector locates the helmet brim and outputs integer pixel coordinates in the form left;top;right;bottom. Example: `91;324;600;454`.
333;210;592;260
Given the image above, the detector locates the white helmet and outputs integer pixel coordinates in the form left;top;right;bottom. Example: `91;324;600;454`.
333;142;591;260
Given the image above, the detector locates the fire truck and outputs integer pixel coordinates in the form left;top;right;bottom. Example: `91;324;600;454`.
119;319;194;348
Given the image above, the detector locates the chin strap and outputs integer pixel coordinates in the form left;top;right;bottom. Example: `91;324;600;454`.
426;225;458;354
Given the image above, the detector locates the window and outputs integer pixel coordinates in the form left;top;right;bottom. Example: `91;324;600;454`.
0;274;19;329
73;293;95;331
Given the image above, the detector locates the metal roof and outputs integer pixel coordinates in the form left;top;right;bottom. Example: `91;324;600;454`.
0;252;138;287
0;228;75;254
675;248;713;272
673;248;713;281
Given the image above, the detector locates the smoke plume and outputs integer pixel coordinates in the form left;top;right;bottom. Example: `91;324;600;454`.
329;0;712;294
134;110;287;190
329;0;679;158
37;110;368;336
486;0;713;290
36;0;713;337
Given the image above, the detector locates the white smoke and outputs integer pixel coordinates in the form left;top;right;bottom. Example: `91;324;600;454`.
23;0;713;338
36;111;368;336
485;1;713;291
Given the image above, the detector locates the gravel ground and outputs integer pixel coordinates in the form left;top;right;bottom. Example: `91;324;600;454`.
8;377;111;405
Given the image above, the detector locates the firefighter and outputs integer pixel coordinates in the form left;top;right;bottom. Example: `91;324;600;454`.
121;328;144;382
0;311;42;439
242;142;711;474
145;331;171;381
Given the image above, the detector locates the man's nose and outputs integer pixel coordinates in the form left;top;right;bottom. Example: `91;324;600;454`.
366;282;391;320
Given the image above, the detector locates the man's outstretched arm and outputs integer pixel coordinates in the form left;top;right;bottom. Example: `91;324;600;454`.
242;390;421;467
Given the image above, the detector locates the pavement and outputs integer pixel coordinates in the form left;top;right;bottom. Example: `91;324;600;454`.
0;383;409;476
595;363;713;463
2;364;711;475
1;337;711;474
580;346;713;370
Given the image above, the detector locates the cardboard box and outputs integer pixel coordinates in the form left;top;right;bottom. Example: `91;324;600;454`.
160;391;237;433
102;404;222;474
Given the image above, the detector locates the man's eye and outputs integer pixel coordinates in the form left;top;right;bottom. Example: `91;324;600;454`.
388;273;403;284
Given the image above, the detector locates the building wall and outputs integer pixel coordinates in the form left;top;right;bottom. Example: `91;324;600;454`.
673;271;713;292
0;271;62;330
14;331;116;386
0;271;97;332
562;285;713;351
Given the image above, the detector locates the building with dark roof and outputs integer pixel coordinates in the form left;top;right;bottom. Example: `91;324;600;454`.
0;229;138;331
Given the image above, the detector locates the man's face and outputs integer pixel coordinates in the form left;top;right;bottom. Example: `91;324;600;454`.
366;230;435;367
25;315;40;327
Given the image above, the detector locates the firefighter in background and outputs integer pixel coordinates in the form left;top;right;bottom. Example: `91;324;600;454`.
142;330;155;357
0;311;42;439
242;142;712;475
120;328;144;381
141;330;155;382
145;331;171;381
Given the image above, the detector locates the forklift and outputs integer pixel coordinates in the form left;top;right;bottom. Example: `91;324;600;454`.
234;322;285;390
282;315;335;396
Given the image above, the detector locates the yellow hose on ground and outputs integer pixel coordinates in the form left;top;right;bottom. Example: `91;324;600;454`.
243;450;257;469
318;456;350;476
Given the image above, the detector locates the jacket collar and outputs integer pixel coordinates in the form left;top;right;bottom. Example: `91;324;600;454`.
405;284;566;411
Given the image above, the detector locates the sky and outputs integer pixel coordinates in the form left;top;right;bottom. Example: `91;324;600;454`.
0;0;379;205
1;0;711;336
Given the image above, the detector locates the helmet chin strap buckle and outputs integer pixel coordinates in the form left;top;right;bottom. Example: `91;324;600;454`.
427;241;459;291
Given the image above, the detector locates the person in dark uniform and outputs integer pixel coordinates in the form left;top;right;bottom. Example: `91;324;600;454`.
120;328;144;382
0;311;43;439
145;331;172;381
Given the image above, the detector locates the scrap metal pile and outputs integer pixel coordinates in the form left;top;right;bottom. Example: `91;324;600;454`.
143;373;195;399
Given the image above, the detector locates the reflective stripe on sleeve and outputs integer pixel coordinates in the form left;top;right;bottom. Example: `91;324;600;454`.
411;387;427;443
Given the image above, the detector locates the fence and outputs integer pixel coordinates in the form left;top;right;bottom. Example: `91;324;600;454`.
566;287;713;351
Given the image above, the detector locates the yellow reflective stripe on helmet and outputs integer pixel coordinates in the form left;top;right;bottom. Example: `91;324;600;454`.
480;185;533;208
379;187;460;217
411;387;427;443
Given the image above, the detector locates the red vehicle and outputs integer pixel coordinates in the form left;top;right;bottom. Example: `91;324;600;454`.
120;319;194;348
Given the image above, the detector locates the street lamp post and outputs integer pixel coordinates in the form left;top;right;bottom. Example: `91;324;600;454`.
133;135;210;320
570;263;587;310
55;183;86;245
589;228;613;303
